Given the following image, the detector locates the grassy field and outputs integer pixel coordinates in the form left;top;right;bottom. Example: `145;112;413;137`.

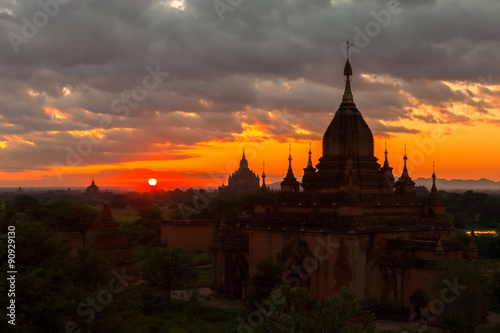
112;207;141;223
105;285;254;333
187;266;213;286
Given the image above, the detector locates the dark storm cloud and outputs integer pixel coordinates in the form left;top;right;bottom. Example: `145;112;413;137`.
0;0;499;172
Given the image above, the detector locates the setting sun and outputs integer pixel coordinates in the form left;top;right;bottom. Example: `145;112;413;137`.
148;178;157;186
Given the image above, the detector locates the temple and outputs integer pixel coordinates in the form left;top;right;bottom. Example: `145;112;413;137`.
85;199;139;280
219;150;260;194
212;56;462;314
86;179;99;194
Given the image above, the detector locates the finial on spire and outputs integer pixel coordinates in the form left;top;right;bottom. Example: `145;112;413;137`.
286;143;294;176
242;149;246;159
342;44;354;104
383;141;389;167
402;144;409;178
431;161;437;192
307;142;313;168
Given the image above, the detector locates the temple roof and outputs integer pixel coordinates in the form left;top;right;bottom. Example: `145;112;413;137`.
96;198;119;228
239;149;248;169
322;58;374;159
87;179;99;190
281;144;300;187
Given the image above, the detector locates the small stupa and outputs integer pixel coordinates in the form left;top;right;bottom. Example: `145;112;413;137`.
85;198;139;280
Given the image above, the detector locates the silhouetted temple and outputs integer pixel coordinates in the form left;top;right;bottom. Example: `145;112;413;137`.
212;57;462;314
219;150;260;194
85;199;139;280
86;179;99;194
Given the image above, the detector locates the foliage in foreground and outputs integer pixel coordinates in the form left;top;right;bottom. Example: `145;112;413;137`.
432;260;489;333
142;246;198;300
249;257;286;303
262;285;375;333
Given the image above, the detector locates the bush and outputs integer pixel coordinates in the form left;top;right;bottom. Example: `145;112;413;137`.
191;252;212;266
261;285;374;333
248;257;285;303
489;270;500;313
452;212;466;229
433;260;488;331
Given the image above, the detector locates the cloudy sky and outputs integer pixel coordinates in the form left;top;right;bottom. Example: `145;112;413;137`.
0;0;499;189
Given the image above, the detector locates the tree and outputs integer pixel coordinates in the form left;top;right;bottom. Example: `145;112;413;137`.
479;195;500;227
249;257;285;303
489;269;500;313
12;194;40;213
262;285;310;332
452;212;466;229
0;221;110;332
433;260;489;333
141;246;198;301
42;199;98;232
310;287;362;333
262;285;374;333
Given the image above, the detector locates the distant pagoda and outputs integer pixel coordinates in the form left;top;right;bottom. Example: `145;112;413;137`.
86;179;99;194
219;150;260;194
85;199;139;280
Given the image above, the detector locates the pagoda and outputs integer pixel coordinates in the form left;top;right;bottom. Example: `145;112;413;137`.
212;53;463;313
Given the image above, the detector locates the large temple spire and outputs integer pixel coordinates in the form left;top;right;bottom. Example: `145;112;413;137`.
342;41;355;105
321;44;374;160
240;148;248;168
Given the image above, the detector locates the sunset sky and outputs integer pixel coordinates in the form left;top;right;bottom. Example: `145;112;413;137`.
0;0;499;190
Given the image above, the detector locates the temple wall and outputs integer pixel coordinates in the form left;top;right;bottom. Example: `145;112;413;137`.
248;230;393;305
402;268;437;309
